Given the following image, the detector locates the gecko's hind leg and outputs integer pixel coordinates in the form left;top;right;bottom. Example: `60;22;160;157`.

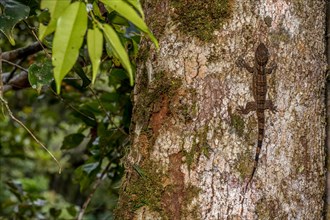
265;100;277;113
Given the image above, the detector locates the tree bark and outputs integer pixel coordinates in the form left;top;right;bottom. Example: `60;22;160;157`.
116;1;326;219
325;1;330;219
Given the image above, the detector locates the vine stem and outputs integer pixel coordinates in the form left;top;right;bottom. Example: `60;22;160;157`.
0;96;62;174
77;161;112;220
2;59;28;72
88;86;128;136
24;20;51;59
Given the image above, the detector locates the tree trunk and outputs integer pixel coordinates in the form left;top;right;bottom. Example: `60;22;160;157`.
116;1;326;219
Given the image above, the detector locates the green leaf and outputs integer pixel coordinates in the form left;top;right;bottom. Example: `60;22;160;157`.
100;0;158;48
66;205;77;217
108;68;128;85
92;2;104;20
52;2;87;94
66;205;77;216
0;0;30;45
82;162;100;175
102;24;133;85
38;0;70;41
73;63;91;88
100;92;119;102
49;208;62;218
108;12;130;26
61;133;85;150
87;27;103;84
72;108;97;127
37;9;50;25
73;166;96;192
126;0;144;19
28;60;53;93
5;180;24;202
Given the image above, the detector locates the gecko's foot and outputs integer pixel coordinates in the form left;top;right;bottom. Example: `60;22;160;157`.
265;100;277;113
236;56;246;68
270;105;278;113
236;106;248;114
268;104;278;113
270;62;277;71
236;106;243;114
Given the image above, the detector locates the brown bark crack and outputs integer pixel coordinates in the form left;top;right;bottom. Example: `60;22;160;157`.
150;95;170;135
161;152;185;219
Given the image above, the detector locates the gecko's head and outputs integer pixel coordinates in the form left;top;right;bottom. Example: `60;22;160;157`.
255;43;269;66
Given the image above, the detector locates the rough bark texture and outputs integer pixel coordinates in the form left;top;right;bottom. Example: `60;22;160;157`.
325;2;330;219
116;0;326;219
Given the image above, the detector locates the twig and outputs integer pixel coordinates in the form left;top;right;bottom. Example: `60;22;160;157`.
49;88;96;122
2;42;42;62
0;96;62;174
4;58;25;84
89;87;111;118
77;161;112;220
2;59;28;72
24;21;51;59
88;87;128;135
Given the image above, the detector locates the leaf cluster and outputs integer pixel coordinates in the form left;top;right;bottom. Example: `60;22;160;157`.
1;0;158;93
0;0;156;219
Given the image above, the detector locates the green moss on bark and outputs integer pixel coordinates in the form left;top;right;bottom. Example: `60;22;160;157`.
134;71;182;132
236;150;253;179
230;114;245;137
114;160;165;219
171;0;233;41
184;125;210;171
115;157;201;219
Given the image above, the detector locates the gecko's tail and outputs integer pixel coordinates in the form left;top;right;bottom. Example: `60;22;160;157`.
244;134;263;193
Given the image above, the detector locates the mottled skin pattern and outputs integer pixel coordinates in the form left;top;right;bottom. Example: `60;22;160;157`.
236;43;277;192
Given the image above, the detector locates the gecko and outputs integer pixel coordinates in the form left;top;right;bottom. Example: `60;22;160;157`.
236;43;277;192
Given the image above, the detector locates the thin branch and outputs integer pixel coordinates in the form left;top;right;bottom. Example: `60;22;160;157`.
24;21;51;59
2;59;28;72
5;58;25;84
49;88;96;122
1;22;49;93
2;74;84;93
89;86;128;136
2;71;30;92
2;42;43;62
0;96;62;174
89;87;111;118
77;161;112;220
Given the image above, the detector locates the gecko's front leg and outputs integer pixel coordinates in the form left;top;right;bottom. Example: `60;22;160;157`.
266;62;277;74
236;56;254;73
237;101;257;114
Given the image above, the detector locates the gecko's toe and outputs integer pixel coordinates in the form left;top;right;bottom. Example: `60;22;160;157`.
236;56;245;68
271;106;278;113
236;106;244;114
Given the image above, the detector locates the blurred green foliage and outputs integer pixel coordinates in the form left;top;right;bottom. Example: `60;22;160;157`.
0;0;150;219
